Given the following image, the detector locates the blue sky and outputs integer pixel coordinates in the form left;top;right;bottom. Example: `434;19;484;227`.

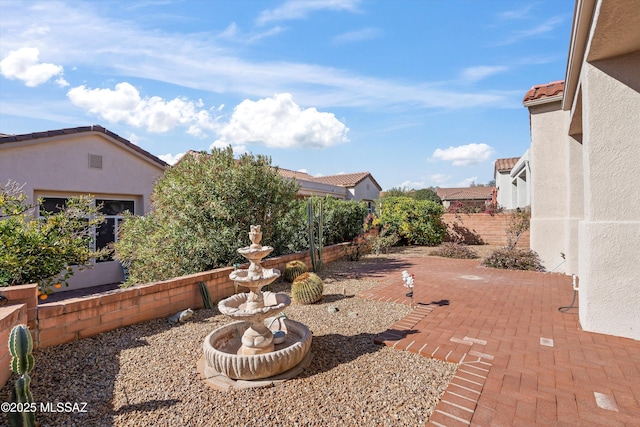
0;0;574;191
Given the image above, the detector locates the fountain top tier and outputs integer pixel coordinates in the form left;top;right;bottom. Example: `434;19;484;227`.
228;225;280;285
224;225;284;315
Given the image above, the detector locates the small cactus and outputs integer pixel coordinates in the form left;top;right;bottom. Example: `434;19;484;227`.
291;272;324;305
283;260;308;283
9;325;34;376
8;324;36;427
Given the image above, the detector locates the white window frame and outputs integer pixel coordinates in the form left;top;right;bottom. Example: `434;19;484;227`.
37;195;135;255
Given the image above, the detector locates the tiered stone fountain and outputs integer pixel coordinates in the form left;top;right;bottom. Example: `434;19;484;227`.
200;225;312;389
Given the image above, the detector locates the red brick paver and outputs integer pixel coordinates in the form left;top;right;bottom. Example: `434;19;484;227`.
355;255;640;426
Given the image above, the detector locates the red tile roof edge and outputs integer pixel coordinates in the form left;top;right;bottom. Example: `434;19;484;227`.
523;80;565;104
494;157;520;173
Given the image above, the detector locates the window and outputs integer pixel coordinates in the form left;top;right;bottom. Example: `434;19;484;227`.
39;197;134;261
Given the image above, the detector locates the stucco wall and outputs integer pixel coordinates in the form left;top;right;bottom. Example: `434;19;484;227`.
528;101;570;273
0;131;166;290
578;53;640;339
495;171;512;209
352;177;380;202
0;132;164;213
564;136;584;275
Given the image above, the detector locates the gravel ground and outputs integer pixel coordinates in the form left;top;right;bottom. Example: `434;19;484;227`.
2;253;458;427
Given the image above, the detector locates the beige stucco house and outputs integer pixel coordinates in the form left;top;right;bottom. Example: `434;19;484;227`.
280;170;381;210
494;153;530;211
524;0;640;340
0;125;167;291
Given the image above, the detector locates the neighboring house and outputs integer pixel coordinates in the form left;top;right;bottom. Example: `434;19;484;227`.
0;125;168;291
523;0;640;340
494;152;531;210
435;187;495;210
277;169;382;211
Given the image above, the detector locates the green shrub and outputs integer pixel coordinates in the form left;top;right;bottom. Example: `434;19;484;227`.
482;247;545;271
114;148;299;285
0;181;106;296
278;196;368;255
431;242;479;259
377;196;445;246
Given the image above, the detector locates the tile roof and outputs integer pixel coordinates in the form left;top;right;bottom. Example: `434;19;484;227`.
523;80;565;104
277;168;315;180
277;169;381;191
0;125;168;167
435;186;495;201
494;157;520;173
312;172;381;190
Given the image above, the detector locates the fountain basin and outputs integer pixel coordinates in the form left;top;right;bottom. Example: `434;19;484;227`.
218;291;290;320
203;319;312;380
229;268;280;287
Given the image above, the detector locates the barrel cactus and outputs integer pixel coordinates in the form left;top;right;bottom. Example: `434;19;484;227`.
8;324;36;427
283;260;308;283
291;272;324;304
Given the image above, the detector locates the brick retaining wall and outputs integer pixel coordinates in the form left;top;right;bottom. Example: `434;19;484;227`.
442;212;530;247
0;304;28;387
0;242;350;384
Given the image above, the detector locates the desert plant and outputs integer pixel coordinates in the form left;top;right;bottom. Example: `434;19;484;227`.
199;282;213;309
482;247;545;271
506;209;530;249
431;242;479;259
8;324;36;427
371;226;400;255
291;272;324;304
343;234;372;261
283;260;308;282
307;197;324;272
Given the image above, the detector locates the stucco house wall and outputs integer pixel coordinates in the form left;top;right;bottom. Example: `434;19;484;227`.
525;0;640;340
527;99;570;273
350;177;381;211
495;170;512;208
509;150;531;209
577;51;640;340
0;126;167;292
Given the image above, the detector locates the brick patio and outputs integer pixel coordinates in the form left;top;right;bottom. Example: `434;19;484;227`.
354;254;640;426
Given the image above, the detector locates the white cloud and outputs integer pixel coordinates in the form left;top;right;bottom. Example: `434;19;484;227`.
209;140;248;156
495;16;565;45
432;143;495;166
457;176;479;187
256;0;360;25
1;3;512;114
333;28;381;45
0;47;64;87
430;173;452;185
297;168;309;174
498;5;535;20
67;82;220;135
158;152;185;165
399;180;427;190
213;93;349;149
460;66;508;83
